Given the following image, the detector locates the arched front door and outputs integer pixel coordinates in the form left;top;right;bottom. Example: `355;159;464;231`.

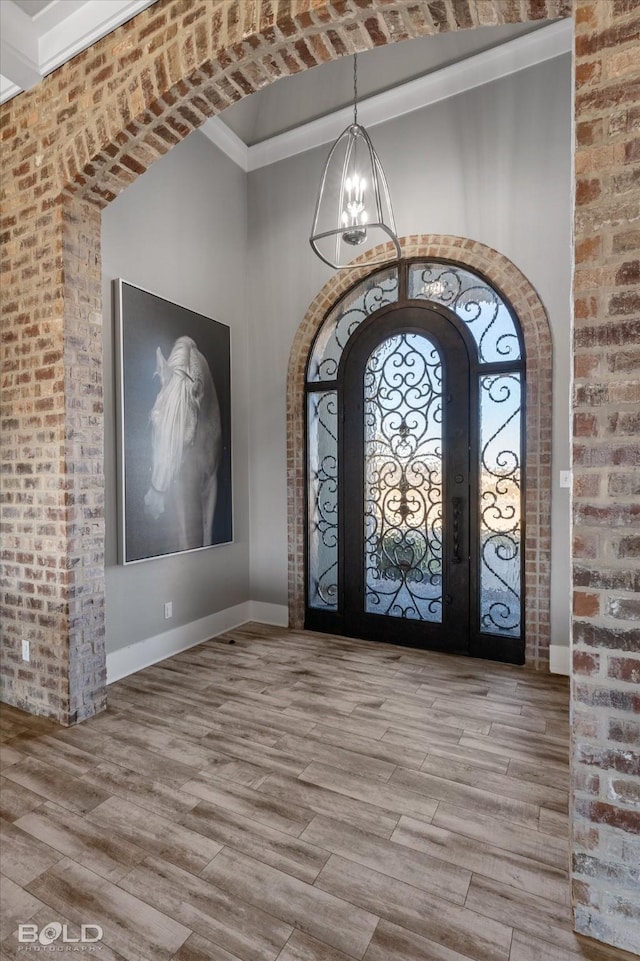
341;306;470;653
305;260;525;664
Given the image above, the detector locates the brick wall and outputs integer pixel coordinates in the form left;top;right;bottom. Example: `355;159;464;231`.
0;0;637;952
287;235;553;671
0;0;569;721
571;0;640;953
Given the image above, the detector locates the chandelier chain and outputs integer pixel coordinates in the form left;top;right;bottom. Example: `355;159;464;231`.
353;53;358;125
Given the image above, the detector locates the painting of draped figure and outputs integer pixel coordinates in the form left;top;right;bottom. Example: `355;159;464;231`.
115;280;232;564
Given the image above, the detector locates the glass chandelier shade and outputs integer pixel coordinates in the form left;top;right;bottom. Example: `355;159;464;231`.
309;57;401;270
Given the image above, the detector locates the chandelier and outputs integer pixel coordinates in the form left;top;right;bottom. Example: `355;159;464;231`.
309;54;401;270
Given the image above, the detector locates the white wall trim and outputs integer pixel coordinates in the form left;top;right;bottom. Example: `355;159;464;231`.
550;644;571;676
106;601;252;684
107;605;569;682
201;19;573;173
0;75;22;103
0;1;41;92
201;117;250;172
38;0;159;76
249;601;289;627
106;600;289;683
0;0;158;102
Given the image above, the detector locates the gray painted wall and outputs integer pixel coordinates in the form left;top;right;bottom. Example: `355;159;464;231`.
246;55;573;647
102;133;250;654
101;54;573;659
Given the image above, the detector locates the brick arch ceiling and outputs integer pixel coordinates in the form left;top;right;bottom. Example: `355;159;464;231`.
287;236;553;671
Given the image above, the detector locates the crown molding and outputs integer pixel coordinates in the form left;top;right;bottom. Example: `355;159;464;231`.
38;0;157;75
0;0;158;102
200;114;250;172
201;18;572;174
0;1;41;91
0;75;22;101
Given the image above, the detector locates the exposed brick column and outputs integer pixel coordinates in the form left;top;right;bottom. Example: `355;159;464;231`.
571;0;640;953
62;196;106;723
0;197;71;720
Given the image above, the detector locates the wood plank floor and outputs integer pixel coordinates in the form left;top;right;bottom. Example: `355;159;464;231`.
1;623;637;961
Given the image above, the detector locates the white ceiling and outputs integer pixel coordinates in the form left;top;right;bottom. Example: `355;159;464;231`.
207;19;571;173
0;0;570;170
0;0;159;102
13;1;54;15
220;21;547;147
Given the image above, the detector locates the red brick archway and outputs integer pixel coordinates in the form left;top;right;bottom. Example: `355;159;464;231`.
287;235;553;670
1;0;571;726
2;2;639;951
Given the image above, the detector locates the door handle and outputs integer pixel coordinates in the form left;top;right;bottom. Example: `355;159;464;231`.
452;497;463;565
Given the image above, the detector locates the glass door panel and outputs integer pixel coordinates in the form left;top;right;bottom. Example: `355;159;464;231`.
363;333;443;621
479;373;522;637
341;306;470;653
307;390;338;610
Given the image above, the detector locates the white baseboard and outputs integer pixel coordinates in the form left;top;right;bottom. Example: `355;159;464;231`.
106;600;290;683
106;601;252;684
108;609;571;683
248;601;288;627
550;644;570;676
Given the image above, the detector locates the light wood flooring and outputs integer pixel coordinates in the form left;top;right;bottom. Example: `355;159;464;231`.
1;623;637;961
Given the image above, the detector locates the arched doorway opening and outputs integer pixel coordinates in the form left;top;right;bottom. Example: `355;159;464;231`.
3;0;565;714
288;237;552;670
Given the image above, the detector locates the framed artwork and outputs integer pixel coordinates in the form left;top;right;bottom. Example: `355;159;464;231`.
114;280;232;564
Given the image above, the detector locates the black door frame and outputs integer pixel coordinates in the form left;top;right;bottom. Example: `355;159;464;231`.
304;258;526;665
340;305;471;653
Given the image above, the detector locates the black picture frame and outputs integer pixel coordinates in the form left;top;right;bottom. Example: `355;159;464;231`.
115;280;232;564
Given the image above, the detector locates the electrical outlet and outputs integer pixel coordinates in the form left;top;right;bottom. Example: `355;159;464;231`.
22;639;30;662
559;470;571;489
164;601;173;620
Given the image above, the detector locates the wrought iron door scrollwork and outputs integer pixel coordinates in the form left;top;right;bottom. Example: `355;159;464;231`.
364;333;444;621
305;258;526;654
409;263;521;364
479;374;522;636
308;268;399;381
308;391;338;609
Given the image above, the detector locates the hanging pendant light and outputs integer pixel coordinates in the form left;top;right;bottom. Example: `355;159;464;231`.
310;54;401;270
